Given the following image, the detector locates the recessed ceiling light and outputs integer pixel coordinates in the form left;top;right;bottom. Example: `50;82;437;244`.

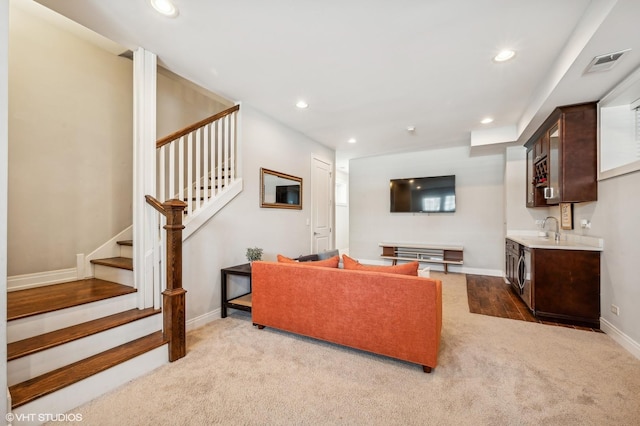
296;100;309;109
494;49;516;62
407;126;416;132
481;117;494;124
348;138;357;144
150;0;179;18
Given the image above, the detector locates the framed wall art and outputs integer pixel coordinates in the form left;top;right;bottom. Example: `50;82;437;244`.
560;203;573;230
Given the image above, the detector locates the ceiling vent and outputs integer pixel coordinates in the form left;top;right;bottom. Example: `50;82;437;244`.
585;49;630;73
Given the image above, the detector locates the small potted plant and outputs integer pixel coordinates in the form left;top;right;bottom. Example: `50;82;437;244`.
246;247;263;265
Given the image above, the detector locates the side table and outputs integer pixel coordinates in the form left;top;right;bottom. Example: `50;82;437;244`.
221;263;252;318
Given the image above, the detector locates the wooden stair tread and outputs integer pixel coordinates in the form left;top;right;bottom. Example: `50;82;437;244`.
8;308;161;361
7;279;136;321
90;256;133;270
9;331;167;408
117;240;133;246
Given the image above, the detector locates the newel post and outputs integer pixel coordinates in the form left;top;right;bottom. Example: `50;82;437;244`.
162;199;187;361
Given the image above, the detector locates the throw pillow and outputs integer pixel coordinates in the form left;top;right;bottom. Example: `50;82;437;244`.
277;254;340;268
277;254;298;263
341;254;419;276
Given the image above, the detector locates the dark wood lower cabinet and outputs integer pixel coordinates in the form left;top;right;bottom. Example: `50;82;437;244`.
505;239;520;287
531;249;600;328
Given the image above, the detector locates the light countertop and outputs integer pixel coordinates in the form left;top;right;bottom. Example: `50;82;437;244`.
506;232;603;252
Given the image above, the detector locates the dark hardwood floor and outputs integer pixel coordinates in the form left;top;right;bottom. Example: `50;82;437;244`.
466;274;601;332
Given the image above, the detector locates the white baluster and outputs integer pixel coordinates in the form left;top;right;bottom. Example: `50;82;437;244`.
168;141;176;201
158;145;166;202
187;132;193;217
224;115;230;189
195;127;201;212
203;124;209;202
178;136;184;207
229;111;236;183
217;119;223;195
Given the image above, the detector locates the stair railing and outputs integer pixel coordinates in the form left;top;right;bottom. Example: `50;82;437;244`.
146;104;240;361
145;195;187;361
155;104;240;219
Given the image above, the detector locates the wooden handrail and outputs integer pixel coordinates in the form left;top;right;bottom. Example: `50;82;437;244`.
145;195;165;215
145;195;188;361
156;104;240;149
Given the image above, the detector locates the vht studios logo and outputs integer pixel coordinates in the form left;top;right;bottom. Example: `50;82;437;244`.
6;412;83;423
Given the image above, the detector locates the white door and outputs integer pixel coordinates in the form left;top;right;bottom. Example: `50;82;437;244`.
311;156;332;253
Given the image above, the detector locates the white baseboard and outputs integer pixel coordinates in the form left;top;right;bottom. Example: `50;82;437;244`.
7;268;78;292
460;266;504;277
600;317;640;360
186;308;222;332
8;226;133;290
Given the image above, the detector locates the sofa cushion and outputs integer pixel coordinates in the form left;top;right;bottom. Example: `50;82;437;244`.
342;254;419;276
296;254;320;262
317;249;340;260
277;254;340;268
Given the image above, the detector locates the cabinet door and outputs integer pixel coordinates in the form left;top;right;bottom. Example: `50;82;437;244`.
545;122;560;204
561;105;598;202
505;240;519;286
533;134;548;162
532;249;600;327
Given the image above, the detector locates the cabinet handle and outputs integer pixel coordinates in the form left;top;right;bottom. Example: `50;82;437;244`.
516;255;525;291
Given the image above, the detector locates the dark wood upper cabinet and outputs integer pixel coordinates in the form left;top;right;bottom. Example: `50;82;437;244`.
525;102;598;207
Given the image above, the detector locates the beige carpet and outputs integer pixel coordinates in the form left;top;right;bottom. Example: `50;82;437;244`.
50;272;640;425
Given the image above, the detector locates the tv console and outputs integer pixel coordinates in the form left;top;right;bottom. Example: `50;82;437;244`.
379;242;463;274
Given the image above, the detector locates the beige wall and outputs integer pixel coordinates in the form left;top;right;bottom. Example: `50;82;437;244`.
157;68;232;139
349;146;505;276
8;4;133;276
7;4;233;277
182;105;335;324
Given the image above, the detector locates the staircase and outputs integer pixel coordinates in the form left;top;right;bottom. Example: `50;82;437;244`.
5;104;241;420
7;241;167;419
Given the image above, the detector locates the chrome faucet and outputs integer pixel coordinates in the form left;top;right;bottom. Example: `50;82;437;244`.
543;216;560;243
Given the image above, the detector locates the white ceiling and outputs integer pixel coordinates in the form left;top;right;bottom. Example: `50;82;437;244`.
30;0;640;170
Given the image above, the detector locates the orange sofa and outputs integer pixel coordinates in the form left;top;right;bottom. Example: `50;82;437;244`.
251;261;443;372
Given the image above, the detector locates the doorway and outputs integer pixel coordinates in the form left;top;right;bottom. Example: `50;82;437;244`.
311;156;333;253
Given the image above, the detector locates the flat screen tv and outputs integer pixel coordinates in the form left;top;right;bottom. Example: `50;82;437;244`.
390;175;456;213
275;184;300;205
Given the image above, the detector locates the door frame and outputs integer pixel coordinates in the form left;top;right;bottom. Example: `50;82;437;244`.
310;154;334;254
